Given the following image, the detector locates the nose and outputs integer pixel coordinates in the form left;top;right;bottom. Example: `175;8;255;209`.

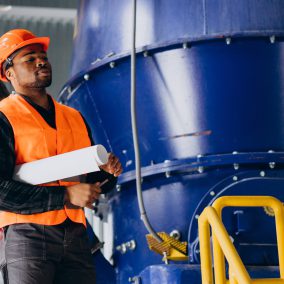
36;59;47;68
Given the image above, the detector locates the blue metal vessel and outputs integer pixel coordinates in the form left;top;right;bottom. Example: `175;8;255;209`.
59;1;284;283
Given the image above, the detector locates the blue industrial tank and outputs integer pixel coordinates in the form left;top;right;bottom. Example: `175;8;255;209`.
59;1;284;283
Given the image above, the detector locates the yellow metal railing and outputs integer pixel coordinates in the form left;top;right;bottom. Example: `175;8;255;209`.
198;196;284;284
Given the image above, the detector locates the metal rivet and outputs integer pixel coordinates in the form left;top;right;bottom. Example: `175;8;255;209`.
110;62;115;68
233;163;239;170
232;151;238;155
84;74;90;81
270;35;276;44
170;230;181;240
269;162;276;169
165;171;171;178
195;214;199;219
260;171;265;177
226;37;231;45
125;240;136;251
233;176;238;181
182;42;188;49
198;166;204;174
210;191;215;196
143;51;149;57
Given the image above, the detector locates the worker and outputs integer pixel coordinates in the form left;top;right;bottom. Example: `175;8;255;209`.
0;82;8;100
0;29;123;284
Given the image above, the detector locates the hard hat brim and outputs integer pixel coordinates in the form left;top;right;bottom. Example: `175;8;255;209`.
0;36;50;82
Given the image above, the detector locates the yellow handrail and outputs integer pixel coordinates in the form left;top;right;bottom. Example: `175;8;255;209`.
198;196;284;284
199;206;251;284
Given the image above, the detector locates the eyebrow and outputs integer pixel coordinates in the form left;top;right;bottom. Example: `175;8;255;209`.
21;50;46;57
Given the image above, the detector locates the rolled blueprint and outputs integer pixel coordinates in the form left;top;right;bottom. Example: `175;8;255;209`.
13;144;108;185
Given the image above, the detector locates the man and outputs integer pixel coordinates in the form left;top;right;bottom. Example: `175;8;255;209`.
0;29;122;283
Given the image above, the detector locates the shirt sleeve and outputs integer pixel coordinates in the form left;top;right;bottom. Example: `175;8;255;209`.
80;113;117;194
0;112;66;214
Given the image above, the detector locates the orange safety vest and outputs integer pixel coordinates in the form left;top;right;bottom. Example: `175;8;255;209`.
0;94;91;228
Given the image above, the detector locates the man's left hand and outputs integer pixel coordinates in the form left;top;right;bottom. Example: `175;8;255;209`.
100;153;123;177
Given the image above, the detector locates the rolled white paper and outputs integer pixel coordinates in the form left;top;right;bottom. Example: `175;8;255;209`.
13;144;108;185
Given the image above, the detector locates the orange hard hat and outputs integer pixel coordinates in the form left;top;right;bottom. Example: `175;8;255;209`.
0;29;50;82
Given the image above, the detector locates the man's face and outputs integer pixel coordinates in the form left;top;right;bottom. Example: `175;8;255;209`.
6;43;52;89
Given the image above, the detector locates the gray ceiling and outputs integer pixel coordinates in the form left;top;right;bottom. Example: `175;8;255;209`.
0;0;78;9
0;0;78;98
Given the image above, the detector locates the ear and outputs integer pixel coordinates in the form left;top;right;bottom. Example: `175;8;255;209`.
5;68;15;82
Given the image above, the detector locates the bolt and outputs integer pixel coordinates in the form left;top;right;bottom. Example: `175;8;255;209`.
165;171;171;178
226;37;231;45
268;150;274;153
233;176;238;181
129;276;141;284
233;163;239;170
197;154;203;159
198;166;204;174
120;243;127;254
116;184;121;192
195;214;199;220
163;252;169;264
83;74;90;81
125;240;136;251
170;230;181;240
210;191;215;196
143;51;148;57
260;171;265;177
232;151;238;155
182;42;188;49
122;149;127;154
270;35;276;44
269;162;276;169
110;62;115;68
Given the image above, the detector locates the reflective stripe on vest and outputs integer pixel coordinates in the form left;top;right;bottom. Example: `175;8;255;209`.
0;94;91;228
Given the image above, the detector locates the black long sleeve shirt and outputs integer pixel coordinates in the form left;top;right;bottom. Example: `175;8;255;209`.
0;95;115;215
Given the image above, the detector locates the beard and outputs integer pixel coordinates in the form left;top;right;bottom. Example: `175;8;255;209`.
32;76;52;88
26;71;52;89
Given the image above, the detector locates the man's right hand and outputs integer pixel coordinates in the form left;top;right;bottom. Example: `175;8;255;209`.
65;182;101;210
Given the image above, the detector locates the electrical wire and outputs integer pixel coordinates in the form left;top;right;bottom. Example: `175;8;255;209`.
130;0;162;243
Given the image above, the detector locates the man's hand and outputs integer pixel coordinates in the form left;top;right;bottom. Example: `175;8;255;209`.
100;153;123;177
65;182;101;210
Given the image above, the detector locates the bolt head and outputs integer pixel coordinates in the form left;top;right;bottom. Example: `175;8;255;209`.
84;74;90;81
260;171;265;177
